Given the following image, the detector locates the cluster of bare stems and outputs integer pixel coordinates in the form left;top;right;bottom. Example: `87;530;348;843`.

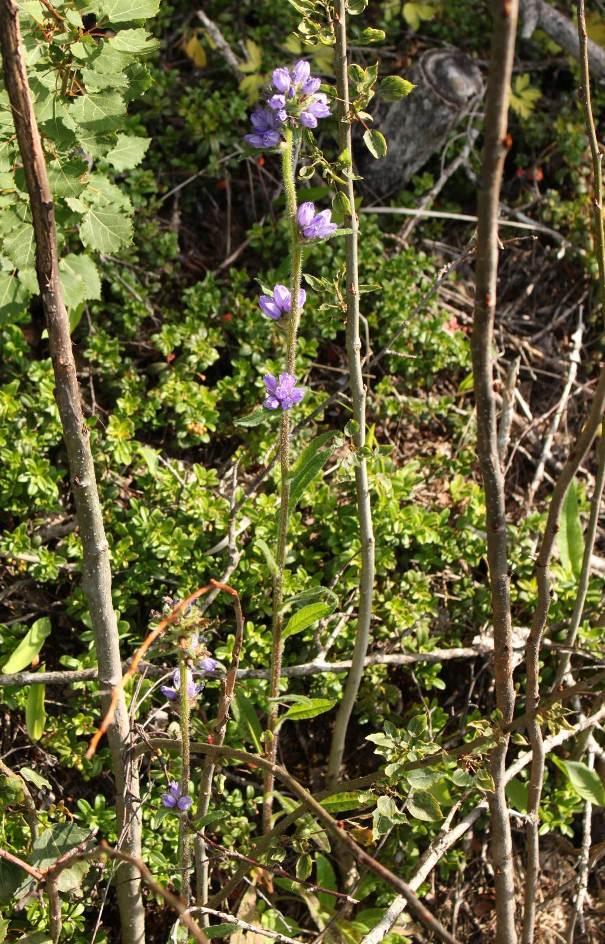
1;0;604;942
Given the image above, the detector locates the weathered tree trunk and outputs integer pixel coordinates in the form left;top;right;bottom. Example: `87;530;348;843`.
520;0;605;77
357;48;483;198
0;4;145;942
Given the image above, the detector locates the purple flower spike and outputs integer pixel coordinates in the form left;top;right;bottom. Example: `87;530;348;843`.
263;372;304;411
301;76;322;95
297;202;338;240
272;67;291;94
301;93;331;128
245;107;283;149
162;781;192;812
258;284;306;320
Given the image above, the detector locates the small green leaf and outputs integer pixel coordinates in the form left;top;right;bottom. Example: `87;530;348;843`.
321;791;373;813
558;480;584;579
316;853;337;914
363;129;387;159
296;852;312;880
109;28;158;54
26;683;46;742
505;777;529;813
205;924;239;939
19;767;52;791
3;618;51;673
234;408;266;428
79;202;133;253
98;0;161;22
281;697;335;723
59;254;101;310
282;602;333;641
360;27;386;43
557;759;605;806
379;75;416;101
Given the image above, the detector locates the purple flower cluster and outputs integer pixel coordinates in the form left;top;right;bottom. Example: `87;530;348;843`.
160;658;219;701
162;781;192;812
297;201;337;240
263;373;304;411
259;284;306;320
245;60;330;149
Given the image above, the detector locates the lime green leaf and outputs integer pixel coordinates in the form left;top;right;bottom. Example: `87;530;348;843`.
362;129;387;160
239;39;263;73
3;618;51;674
79;202;133;252
505;777;529;813
47;159;89;198
379;75;415;101
109;28;158;54
26;683;46;742
255;538;278;578
360;27;386;43
234;408;266;427
98;0;161;22
0;271;32;319
282;602;333;641
557;759;605;806
316;853;337;914
558;480;584;579
69;92;126;132
296;852;313;880
510;73;542;120
321;791;374;813
19;767;52;791
106;134;151;171
205;925;239;939
0;917;8;943
403;2;437;30
281;697;335;723
2;208;35;269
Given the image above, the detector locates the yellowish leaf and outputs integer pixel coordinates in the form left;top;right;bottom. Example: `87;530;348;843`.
183;33;207;69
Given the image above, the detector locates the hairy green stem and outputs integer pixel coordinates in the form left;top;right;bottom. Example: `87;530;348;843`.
326;0;375;787
179;654;192;908
263;127;304;833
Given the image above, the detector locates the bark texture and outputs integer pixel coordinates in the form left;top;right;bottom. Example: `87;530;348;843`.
357;48;483;198
470;1;519;942
0;4;145;941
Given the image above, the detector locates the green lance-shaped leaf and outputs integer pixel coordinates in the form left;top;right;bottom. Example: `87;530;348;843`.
379;75;416;101
26;682;46;742
363;129;388;160
558;479;584;579
2;618;51;673
280;697;336;724
282;602;333;641
315;852;337;914
233;690;263;753
555;758;605;806
59;254;101;310
255;538;279;578
289;431;338;508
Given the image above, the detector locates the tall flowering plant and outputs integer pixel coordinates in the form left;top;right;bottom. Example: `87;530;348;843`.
244;60;336;830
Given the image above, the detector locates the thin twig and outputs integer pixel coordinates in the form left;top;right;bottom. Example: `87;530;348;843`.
470;0;520;939
565;745;595;942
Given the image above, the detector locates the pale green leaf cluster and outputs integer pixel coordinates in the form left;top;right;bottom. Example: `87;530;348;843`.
0;0;158;320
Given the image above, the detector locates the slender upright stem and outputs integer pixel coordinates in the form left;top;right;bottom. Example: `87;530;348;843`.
0;5;144;942
263;127;304;832
522;7;605;938
179;655;192;908
326;0;376;788
470;1;519;941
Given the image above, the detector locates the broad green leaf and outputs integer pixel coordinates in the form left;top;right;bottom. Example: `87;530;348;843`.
234;408;265;427
372;795;406;838
282;602;333;641
255;538;278;578
15;934;52;944
98;0;161;22
296;852;312;880
106;134;151;171
281;697;335;723
404;767;443;789
284;586;339;610
0;271;31;320
289;432;337;508
26;683;46;742
233;690;263;753
2;618;51;673
47;159;89;198
363;129;387;160
558;480;584;579
30;824;93;893
79;203;133;252
59;254;101;310
379;75;415;101
0;859;22;906
2;209;35;269
406;790;442;822
403;1;437;29
557;759;605;806
109;28;158;54
69;92;126;131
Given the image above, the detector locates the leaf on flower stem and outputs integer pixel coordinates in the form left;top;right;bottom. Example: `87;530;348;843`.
363;129;387;160
255;538;278;578
280;697;336;724
558;479;584;579
282;602;333;641
26;682;46;742
233;691;263;753
234;408;266;428
289;431;339;508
